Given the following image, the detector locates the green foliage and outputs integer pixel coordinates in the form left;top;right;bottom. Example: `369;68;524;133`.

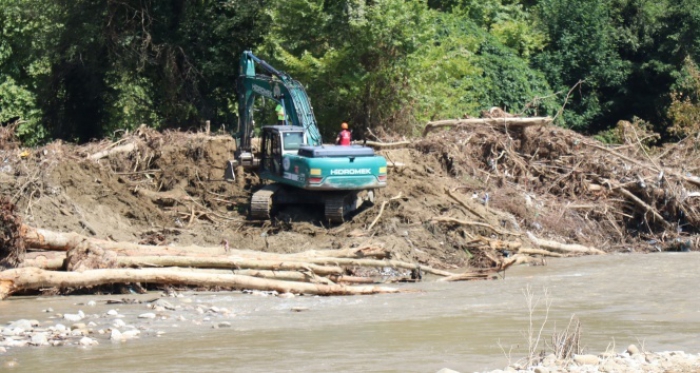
1;0;698;144
667;58;700;137
533;0;630;130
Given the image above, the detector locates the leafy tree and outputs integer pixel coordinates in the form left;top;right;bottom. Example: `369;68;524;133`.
533;0;629;131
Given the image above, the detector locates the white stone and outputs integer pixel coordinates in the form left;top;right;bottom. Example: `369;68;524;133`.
106;310;119;316
79;337;98;347
30;333;49;346
71;323;87;330
534;367;549;373
110;329;122;341
138;313;156;319
278;292;295;299
435;369;460;373
574;354;600;366
112;319;126;328
7;320;33;331
71;329;84;337
0;347;6;353
627;344;640;355
87;301;97;307
121;330;140;339
63;313;82;322
53;324;67;332
87;321;97;328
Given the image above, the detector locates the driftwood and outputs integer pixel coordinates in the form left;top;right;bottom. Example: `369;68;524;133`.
423;117;552;137
117;256;345;275
527;233;605;255
88;143;137;160
367;193;404;231
300;257;453;277
0;267;400;300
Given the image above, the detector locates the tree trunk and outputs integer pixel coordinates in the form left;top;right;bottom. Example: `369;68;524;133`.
0;267;399;300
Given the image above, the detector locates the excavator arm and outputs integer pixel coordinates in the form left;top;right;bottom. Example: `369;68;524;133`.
235;51;322;152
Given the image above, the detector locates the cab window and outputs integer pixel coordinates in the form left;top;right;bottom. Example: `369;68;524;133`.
283;132;304;151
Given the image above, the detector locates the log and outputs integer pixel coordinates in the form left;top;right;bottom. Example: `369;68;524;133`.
301;257;453;277
117;256;344;276
616;187;672;229
527;233;605;255
22;225;390;260
445;188;487;221
0;267;400;300
518;247;564;257
88;143;137;160
423;117;552;137
436;271;493;282
430;217;515;236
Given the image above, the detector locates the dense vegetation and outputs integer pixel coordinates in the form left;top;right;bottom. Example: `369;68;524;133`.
1;0;699;144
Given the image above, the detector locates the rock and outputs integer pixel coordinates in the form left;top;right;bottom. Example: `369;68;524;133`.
110;329;122;341
63;313;83;322
106;309;119;316
534;368;549;373
573;354;600;365
71;323;87;331
153;299;176;310
541;353;558;367
278;292;295;299
87;301;97;307
7;319;34;331
79;337;98;347
627;344;640;355
43;308;54;313
71;329;84;336
436;369;460;373
218;322;232;328
0;347;6;353
30;333;49;346
291;307;309;312
87;321;97;328
53;324;67;332
121;330;140;339
138;313;156;319
113;319;126;328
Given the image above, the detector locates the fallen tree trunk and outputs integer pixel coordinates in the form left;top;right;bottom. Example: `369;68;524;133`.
117;256;344;276
22;225;388;260
0;267;400;300
301;257;453;277
423;117;552;137
88;142;137;160
527;233;606;255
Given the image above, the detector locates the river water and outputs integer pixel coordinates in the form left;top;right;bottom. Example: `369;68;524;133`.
1;252;700;372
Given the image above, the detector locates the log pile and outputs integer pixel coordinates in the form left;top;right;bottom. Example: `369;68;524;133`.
2;200;517;300
356;112;700;265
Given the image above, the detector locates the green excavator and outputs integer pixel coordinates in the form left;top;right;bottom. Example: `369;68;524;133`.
225;51;387;222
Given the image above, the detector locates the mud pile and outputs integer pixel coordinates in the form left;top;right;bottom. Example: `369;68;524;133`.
1;120;698;271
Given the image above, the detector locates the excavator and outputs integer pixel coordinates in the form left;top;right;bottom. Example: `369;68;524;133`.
226;51;387;222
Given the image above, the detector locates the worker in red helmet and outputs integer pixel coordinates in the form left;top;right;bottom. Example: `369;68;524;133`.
336;122;352;146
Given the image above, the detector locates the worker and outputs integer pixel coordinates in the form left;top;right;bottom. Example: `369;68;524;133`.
275;103;286;125
336;122;352;146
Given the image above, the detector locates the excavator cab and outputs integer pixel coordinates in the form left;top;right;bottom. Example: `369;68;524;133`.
259;125;307;176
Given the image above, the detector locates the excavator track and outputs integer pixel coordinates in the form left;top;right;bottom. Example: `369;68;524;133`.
324;195;347;223
324;192;364;223
250;185;279;220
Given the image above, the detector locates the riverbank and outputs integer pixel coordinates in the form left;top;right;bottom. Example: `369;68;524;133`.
2;254;700;372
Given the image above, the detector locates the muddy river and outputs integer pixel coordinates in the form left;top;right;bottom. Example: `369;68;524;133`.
1;253;699;372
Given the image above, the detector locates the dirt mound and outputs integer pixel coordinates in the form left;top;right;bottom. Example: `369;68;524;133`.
1;120;698;271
